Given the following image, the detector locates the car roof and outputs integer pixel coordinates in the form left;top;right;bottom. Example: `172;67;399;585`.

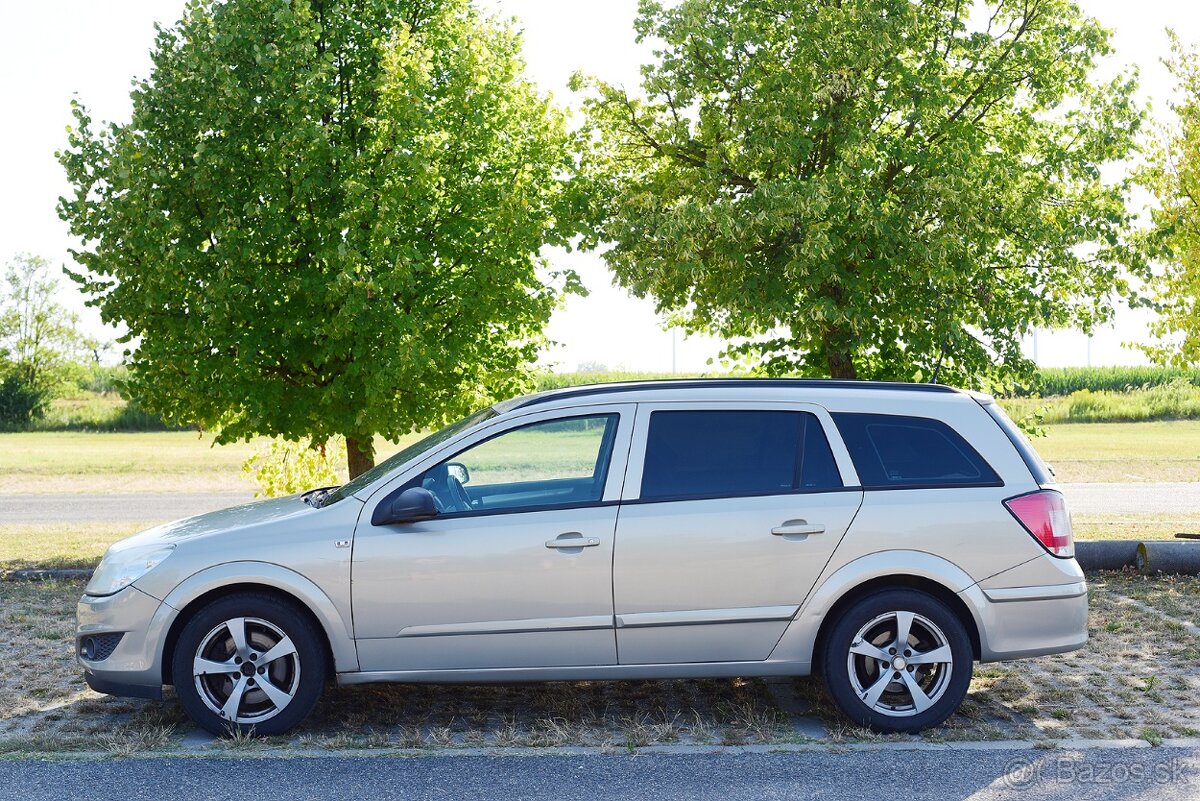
495;378;966;414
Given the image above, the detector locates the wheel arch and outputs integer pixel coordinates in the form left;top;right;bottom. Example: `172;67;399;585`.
156;562;358;685
769;551;986;668
810;575;982;670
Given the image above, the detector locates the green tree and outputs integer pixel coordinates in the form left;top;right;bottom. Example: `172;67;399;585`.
59;0;584;477
0;253;85;394
1141;33;1200;366
575;0;1146;388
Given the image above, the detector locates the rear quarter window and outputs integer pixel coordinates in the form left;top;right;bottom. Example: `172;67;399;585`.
831;412;1001;489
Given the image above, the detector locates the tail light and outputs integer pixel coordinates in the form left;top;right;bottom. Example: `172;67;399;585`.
1004;490;1074;558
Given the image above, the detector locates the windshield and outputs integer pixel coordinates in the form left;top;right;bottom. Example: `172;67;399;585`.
320;406;498;506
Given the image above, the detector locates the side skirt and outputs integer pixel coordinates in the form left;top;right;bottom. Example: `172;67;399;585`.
336;660;811;686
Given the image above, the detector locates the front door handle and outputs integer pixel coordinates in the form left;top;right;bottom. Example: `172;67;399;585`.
772;521;825;536
545;532;601;549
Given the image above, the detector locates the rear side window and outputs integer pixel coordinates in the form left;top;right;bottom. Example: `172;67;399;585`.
831;413;1001;489
982;401;1055;485
639;410;842;501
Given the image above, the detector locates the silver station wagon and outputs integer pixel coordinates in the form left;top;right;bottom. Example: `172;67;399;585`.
77;379;1086;735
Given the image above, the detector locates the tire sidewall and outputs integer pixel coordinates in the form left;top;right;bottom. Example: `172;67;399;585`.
171;593;326;737
821;589;973;733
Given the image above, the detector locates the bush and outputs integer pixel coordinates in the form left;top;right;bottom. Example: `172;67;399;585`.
999;380;1200;424
0;375;50;428
76;364;130;395
242;437;347;498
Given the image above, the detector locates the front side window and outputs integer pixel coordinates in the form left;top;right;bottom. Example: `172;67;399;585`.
831;412;1001;489
414;414;619;515
639;410;843;501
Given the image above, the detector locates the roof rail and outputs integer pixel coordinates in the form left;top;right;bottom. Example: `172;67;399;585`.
514;378;959;409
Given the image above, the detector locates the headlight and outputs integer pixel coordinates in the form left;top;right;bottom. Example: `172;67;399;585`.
85;544;175;597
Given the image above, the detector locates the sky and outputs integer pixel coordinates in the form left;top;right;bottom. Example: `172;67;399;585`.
1;0;1197;373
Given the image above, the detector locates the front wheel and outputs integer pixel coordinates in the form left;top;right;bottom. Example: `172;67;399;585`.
171;592;327;736
820;589;972;733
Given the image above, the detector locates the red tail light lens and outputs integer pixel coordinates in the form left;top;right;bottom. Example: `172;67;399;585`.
1004;490;1074;558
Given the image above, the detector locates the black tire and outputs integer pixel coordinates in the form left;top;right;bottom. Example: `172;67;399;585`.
820;589;972;733
171;592;326;736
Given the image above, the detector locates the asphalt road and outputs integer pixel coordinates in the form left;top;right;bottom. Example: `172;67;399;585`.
0;491;254;523
0;483;1193;525
1;749;1196;801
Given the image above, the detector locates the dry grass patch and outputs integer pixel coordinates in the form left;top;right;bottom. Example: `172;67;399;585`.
3;572;1198;754
0;522;156;571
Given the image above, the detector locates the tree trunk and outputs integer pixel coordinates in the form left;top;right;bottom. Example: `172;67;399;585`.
827;348;857;379
821;326;858;379
818;282;857;379
345;436;376;480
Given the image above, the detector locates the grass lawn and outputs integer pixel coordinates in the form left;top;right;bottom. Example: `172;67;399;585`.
0;432;258;494
0;523;154;572
1034;421;1200;483
0;431;422;495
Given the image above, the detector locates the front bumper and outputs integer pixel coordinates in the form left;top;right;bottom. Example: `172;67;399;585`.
76;585;169;698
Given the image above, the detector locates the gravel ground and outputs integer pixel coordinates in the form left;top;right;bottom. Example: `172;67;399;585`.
2;572;1197;755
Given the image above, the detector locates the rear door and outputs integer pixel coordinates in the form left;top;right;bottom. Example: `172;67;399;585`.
612;402;864;664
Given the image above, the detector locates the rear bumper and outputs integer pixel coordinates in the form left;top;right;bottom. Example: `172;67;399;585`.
968;579;1089;661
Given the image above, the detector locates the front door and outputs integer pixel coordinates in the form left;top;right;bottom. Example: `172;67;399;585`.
612;403;864;664
352;406;633;672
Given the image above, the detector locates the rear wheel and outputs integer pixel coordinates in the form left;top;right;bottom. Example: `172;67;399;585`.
171;593;326;736
820;589;972;733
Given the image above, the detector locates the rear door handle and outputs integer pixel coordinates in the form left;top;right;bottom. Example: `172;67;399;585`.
545;532;601;549
772;521;825;536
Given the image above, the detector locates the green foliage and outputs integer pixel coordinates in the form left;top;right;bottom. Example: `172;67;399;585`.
0;254;89;401
0;375;50;429
73;364;129;396
1001;380;1200;424
574;0;1147;391
58;0;587;477
1140;33;1200;366
1022;366;1200;396
25;395;174;433
242;437;346;498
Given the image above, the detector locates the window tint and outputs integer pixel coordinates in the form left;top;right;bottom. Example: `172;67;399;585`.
831;413;1000;488
416;414;618;515
639;410;842;501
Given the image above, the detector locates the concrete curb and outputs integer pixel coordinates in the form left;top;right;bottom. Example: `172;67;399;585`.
1;568;93;582
5;736;1200;761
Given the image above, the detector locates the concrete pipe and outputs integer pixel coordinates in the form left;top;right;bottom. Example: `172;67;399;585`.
1136;541;1200;575
1074;540;1139;572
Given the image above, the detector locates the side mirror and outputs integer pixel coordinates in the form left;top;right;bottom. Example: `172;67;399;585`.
373;487;438;526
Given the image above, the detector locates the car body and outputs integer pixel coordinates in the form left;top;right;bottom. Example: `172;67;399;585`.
77;379;1086;734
